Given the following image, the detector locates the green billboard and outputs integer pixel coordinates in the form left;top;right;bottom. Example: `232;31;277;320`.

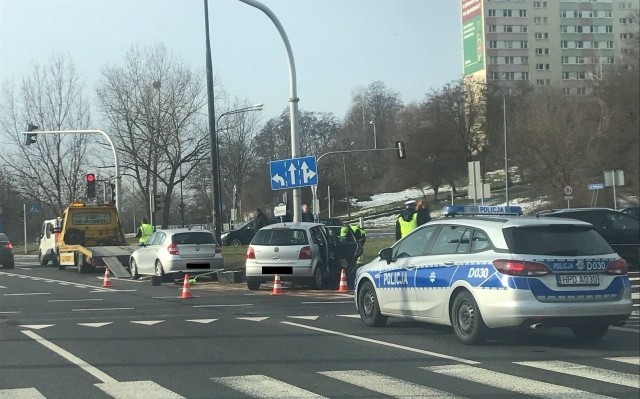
462;0;485;76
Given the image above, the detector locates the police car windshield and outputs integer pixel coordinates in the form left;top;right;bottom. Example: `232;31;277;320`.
503;225;613;256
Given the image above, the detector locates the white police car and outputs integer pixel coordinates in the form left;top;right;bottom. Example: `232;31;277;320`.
354;206;633;344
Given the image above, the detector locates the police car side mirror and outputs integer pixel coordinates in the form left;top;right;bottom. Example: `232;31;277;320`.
379;247;394;265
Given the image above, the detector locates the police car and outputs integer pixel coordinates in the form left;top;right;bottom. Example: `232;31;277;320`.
354;205;633;344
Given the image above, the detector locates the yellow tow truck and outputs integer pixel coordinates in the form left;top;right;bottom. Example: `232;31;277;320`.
56;202;135;277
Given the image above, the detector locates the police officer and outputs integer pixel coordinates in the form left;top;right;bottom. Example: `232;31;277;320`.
395;200;417;241
415;199;431;226
135;218;154;244
350;224;367;265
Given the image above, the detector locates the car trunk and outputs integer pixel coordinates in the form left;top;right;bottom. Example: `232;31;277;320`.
172;232;218;259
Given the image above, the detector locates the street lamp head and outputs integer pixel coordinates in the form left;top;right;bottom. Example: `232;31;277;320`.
369;120;375;125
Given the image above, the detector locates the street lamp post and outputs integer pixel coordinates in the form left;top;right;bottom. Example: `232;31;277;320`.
238;0;301;222
369;120;377;150
215;104;263;233
502;94;509;206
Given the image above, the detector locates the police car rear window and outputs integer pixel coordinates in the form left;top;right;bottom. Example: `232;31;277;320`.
503;225;613;256
252;229;308;246
172;232;215;245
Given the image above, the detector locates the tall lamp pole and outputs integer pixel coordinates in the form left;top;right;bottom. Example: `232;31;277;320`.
502;94;509;206
215;103;263;227
238;0;301;222
369;120;377;150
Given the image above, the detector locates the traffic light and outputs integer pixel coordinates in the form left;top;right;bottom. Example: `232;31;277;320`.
109;183;116;204
86;173;96;197
24;123;38;146
395;140;406;159
154;194;162;212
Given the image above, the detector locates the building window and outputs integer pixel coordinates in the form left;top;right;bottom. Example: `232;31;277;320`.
562;72;571;80
562;56;569;64
489;56;498;64
521;56;529;64
606;56;615;64
505;25;513;33
621;33;634;40
563;88;571;95
606;25;613;33
489;41;498;49
578;72;586;80
505;56;515;64
606;41;614;48
577;41;584;48
521;72;529;80
490;72;501;80
519;9;527;17
520;40;528;48
577;87;586;95
488;9;496;17
561;40;568;48
504;9;513;17
520;25;528;33
536;63;550;70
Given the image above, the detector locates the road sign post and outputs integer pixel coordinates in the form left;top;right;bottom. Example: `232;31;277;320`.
563;185;574;208
270;156;318;190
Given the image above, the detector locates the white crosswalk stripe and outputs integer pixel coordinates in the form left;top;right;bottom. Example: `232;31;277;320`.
319;370;462;398
516;360;640;389
0;388;46;399
605;356;640;365
423;364;616;399
212;375;327;398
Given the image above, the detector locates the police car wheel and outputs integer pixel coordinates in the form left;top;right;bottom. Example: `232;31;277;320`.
452;291;486;345
358;281;387;327
570;323;609;341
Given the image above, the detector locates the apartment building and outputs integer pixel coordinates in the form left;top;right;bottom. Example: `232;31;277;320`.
468;0;639;94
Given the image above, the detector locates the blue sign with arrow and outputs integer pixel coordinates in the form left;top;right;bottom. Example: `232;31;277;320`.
270;156;318;190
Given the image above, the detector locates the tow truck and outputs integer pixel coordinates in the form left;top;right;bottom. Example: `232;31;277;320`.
55;202;134;277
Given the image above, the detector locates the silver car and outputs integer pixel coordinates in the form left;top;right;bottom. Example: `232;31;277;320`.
129;228;223;279
245;222;337;290
355;205;633;345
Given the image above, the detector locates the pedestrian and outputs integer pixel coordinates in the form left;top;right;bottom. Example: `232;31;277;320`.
349;224;367;265
395;199;418;241
254;208;268;230
415;199;431;226
301;203;314;222
135;218;154;244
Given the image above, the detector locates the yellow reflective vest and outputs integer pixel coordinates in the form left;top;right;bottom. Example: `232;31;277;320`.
397;213;418;238
139;223;154;244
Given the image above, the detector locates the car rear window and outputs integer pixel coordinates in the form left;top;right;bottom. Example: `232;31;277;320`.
172;232;215;245
252;229;308;246
503;225;613;256
0;233;8;242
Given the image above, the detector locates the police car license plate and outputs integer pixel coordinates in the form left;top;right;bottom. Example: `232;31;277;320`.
556;274;600;286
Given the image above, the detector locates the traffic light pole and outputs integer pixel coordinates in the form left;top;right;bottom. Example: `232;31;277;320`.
23;203;27;255
312;146;405;219
20;130;122;215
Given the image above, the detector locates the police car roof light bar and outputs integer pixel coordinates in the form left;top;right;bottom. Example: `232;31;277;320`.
442;205;523;217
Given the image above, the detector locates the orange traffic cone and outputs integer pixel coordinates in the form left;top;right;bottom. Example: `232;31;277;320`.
102;268;113;288
336;268;348;292
270;274;283;296
180;274;193;299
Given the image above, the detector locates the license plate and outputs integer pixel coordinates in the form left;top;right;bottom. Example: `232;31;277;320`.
556;274;600;287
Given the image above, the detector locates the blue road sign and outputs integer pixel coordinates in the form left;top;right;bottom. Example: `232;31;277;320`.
27;201;41;213
270;156;318;190
588;183;604;191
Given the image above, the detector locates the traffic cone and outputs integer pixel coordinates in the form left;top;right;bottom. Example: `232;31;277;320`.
336;268;348;292
270;274;283;296
180;274;193;299
102;268;113;287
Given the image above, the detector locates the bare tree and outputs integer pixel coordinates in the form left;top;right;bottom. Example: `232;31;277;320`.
0;53;91;214
95;44;208;227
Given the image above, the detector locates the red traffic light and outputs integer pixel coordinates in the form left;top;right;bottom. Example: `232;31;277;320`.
86;173;96;182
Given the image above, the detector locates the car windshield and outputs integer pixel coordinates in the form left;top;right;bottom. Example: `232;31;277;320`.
503;225;613;256
234;220;253;230
252;229;308;246
172;232;215;245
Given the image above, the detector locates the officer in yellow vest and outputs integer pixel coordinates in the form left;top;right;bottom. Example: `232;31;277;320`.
395;200;418;241
135;218;154;244
349;224;367;265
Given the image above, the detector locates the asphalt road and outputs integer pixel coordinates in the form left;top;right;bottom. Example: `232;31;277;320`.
1;255;638;399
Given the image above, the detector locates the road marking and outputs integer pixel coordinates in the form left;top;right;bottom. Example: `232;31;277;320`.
213;375;326;399
193;303;253;308
0;285;6;288
516;360;640;388
633;293;639;299
610;326;640;333
186;319;218;324
48;298;103;303
424;364;615;399
19;325;54;330
0;271;115;290
288;316;320;320
78;322;113;328
237;317;269;322
21;330;118;384
72;307;134;312
319;370;461;398
281;321;479;365
336;314;360;318
606;356;640;365
0;388;46;398
301;301;353;304
96;381;185;399
131;320;164;326
3;292;50;296
90;289;137;293
0;311;20;314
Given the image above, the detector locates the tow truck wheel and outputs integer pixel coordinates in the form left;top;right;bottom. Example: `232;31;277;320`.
39;251;47;266
76;254;89;274
57;253;65;270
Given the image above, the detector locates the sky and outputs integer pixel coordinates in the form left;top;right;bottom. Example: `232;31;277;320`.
0;0;463;123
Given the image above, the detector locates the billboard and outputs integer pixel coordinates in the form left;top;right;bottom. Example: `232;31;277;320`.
461;0;485;77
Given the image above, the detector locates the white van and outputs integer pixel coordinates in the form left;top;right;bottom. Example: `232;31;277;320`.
38;218;60;266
